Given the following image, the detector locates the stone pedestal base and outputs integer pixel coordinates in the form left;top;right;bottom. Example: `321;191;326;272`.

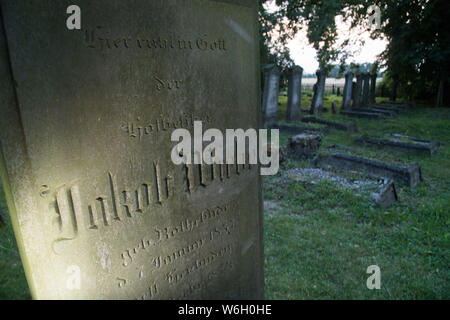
287;134;322;159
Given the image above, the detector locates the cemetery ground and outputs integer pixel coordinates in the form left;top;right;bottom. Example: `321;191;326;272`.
265;92;449;299
0;93;449;299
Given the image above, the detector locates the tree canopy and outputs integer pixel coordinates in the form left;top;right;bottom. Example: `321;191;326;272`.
259;0;450;105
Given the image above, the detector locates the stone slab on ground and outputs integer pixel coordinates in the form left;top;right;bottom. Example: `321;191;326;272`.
386;133;444;147
367;104;403;114
313;153;422;188
356;136;439;155
287;168;398;208
378;101;411;110
301;117;357;132
340;110;384;119
380;101;413;106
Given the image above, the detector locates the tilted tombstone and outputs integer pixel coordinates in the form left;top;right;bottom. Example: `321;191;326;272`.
362;72;370;107
0;0;263;299
311;69;327;115
341;72;354;110
369;73;377;104
286;65;303;122
262;65;280;127
352;73;363;109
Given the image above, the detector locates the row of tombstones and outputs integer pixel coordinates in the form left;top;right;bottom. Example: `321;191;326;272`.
262;66;378;127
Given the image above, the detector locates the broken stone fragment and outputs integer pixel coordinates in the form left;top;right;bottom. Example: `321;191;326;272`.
371;179;398;208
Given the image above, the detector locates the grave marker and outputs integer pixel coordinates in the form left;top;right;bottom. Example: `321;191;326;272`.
352;74;363;109
286;65;303;121
311;69;327;115
262;65;280;127
341;72;353;110
0;0;263;300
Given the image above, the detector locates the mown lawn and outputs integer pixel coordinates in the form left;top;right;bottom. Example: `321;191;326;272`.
264;90;449;299
0;90;448;299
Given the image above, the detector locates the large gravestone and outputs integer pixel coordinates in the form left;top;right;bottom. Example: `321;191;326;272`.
352;74;363;109
341;72;353;110
262;65;280;127
0;0;263;300
286;65;303;122
362;72;370;107
311;69;327;115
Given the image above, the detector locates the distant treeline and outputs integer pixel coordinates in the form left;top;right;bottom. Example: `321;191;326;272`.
302;63;384;78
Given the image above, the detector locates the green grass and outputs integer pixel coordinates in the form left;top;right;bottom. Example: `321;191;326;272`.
264;93;450;299
0;181;31;299
0;92;448;300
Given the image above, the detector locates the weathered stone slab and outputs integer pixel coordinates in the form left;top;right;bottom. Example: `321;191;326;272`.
340;110;384;119
0;0;263;299
386;133;443;147
356;136;439;155
378;101;410;110
366;105;402;114
380;101;410;105
272;123;328;134
301;117;357;132
351;108;396;116
375;105;407;113
286;134;322;159
314;153;422;188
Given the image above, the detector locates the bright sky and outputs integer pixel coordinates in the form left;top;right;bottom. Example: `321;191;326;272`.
265;2;388;74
